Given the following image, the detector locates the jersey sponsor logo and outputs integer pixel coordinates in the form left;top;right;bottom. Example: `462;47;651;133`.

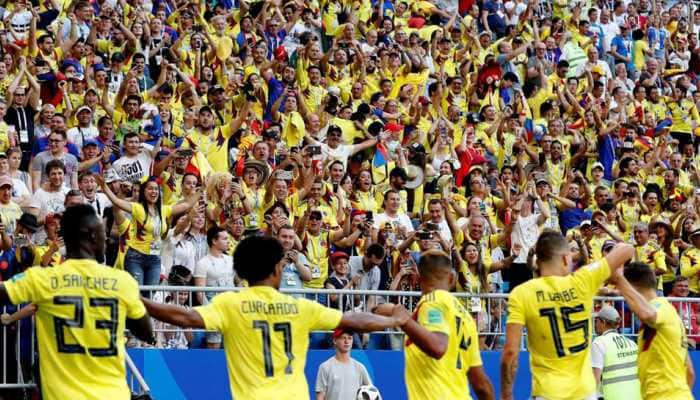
427;308;443;324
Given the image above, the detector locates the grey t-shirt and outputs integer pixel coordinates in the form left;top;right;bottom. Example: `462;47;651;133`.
32;151;79;187
315;357;371;400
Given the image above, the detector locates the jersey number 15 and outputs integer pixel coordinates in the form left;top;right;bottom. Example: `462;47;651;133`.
539;304;589;358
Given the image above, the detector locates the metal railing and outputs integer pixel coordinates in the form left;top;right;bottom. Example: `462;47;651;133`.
3;287;700;391
138;286;700;350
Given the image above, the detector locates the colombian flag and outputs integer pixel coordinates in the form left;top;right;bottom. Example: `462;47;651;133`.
372;142;389;168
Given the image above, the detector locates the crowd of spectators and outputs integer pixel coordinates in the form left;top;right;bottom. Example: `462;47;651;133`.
0;0;699;352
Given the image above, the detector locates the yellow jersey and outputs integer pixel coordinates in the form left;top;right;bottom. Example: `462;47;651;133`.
195;286;343;400
637;297;693;400
405;289;482;400
680;247;700;293
4;259;146;400
127;203;173;256
507;258;612;399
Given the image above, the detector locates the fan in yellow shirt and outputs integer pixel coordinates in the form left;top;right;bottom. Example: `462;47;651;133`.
142;236;410;400
501;230;634;400
378;249;495;400
612;262;695;400
0;205;154;400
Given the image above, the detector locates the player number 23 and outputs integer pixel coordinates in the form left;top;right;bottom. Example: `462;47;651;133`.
539;304;589;358
53;296;119;357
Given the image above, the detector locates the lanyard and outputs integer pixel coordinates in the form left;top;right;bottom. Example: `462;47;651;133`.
16;107;27;132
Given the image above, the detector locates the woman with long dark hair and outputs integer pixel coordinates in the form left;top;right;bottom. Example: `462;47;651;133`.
100;175;198;286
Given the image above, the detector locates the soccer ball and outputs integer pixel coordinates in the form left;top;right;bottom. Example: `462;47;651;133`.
356;385;382;400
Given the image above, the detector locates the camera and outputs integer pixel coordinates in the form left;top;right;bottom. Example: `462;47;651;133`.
417;231;432;240
307;145;322;155
426;222;440;231
365;211;373;222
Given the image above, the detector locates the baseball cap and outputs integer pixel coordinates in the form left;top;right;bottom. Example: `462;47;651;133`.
330;251;349;263
579;220;592;229
535;175;549;185
592;162;604;171
83;139;100;147
76;105;92;114
591;65;603;75
208;84;225;95
593;306;620;322
332;328;354;339
601;240;617;253
409;142;426;154
0;175;12;188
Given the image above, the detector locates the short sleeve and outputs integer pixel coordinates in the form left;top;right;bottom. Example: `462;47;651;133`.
130;202;146;223
647;299;671;329
193;258;208;278
4;267;51;305
300;298;343;331
194;292;230;331
417;301;450;335
507;287;526;325
466;316;483;368
573;257;611;298
358;362;371;385
121;272;146;319
590;339;605;370
314;362;329;392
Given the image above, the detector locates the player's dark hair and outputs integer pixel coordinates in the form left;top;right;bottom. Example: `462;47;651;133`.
624;262;657;290
61;204;102;256
417;249;452;280
535;230;569;265
233;236;284;284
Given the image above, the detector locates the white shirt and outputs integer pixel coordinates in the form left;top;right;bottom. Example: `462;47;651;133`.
112;150;154;183
511;213;540;263
161;230;196;276
194;253;234;289
84;192;112;219
30;186;70;217
322;143;353;169
373;212;414;233
67;125;99;148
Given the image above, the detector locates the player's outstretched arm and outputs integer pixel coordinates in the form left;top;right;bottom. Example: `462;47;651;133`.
373;302;448;359
127;315;156;345
608;269;657;325
687;356;695;388
604;243;635;272
339;304;410;333
141;297;206;328
499;323;523;400
468;366;495;400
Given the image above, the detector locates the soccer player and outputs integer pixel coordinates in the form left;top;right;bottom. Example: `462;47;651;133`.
500;230;634;400
142;235;410;400
0;204;154;400
610;262;695;399
378;249;494;399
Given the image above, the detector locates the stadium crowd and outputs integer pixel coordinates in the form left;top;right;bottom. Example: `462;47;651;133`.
0;0;699;354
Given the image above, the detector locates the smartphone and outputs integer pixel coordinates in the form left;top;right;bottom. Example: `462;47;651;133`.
426;222;440;231
479;202;487;215
417;231;432;240
178;148;194;157
365;211;373;222
308;145;322;155
277;170;293;180
231;176;239;184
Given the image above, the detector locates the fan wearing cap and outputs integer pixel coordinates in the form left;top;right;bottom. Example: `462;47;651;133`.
66;105;98;148
315;327;372;400
0;175;21;244
590;305;641;400
180;102;250;173
680;224;700;296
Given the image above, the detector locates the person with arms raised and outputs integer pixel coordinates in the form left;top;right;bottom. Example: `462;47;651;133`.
610;262;695;400
0;204;154;400
141;235;410;400
500;230;634;400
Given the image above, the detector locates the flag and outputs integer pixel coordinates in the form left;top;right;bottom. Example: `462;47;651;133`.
372;142;389;168
184;150;213;180
634;135;653;153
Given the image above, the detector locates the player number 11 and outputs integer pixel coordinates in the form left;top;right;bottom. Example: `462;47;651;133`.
253;320;294;377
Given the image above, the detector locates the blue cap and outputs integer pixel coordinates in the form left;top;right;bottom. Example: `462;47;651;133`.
83;139;100;147
654;118;672;135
